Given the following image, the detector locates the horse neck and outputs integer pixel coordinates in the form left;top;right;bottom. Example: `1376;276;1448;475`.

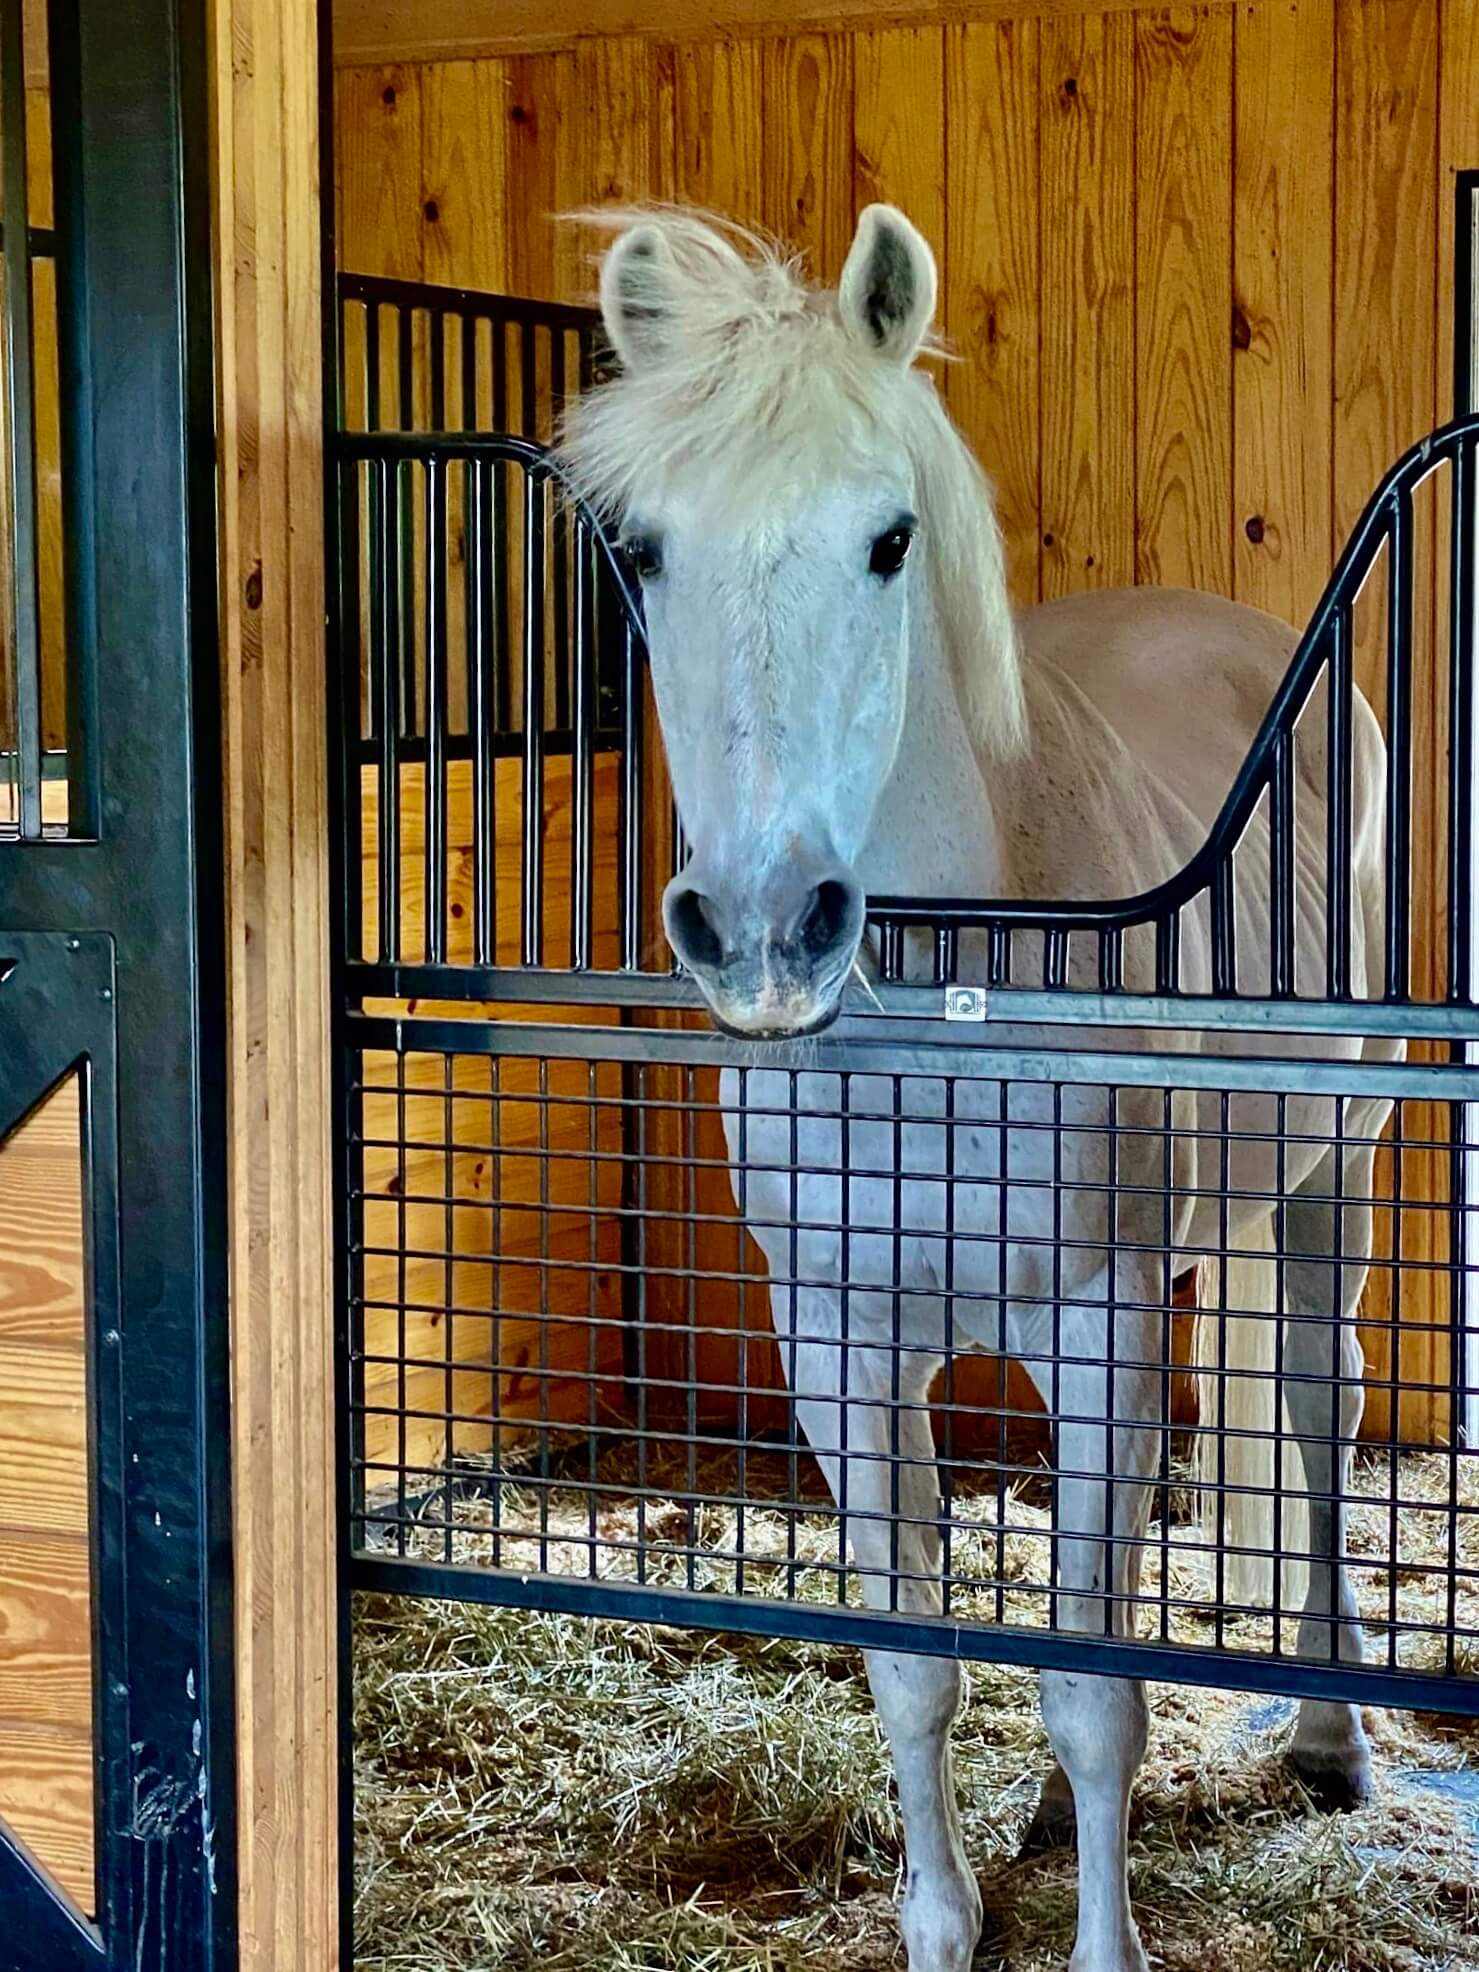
859;589;1008;898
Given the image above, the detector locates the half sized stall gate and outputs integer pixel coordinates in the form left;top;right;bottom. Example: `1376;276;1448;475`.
328;267;1479;1770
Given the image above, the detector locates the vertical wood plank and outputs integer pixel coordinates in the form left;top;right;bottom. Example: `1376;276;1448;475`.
675;36;765;227
946;18;1041;606
1232;0;1335;627
1039;12;1135;596
761;32;853;278
214;0;336;1960
1333;0;1441;1445
853;27;945;250
336;64;424;278
504;51;578;302
421;59;511;293
1135;6;1233;595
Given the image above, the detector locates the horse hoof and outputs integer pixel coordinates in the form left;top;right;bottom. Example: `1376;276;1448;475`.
1017;1795;1077;1857
1290;1749;1374;1813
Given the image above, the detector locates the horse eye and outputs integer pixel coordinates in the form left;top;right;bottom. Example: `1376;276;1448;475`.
624;536;663;582
869;524;915;580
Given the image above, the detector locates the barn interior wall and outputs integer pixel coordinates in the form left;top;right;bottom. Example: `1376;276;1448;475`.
333;0;1478;1452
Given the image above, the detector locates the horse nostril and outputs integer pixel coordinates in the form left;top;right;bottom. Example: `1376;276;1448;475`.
668;886;724;973
799;879;855;962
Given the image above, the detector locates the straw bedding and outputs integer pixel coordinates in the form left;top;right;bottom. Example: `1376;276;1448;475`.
354;1450;1478;1972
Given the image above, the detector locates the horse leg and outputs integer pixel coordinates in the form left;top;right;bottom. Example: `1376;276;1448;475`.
1024;1285;1159;1972
783;1307;981;1972
1280;1128;1382;1809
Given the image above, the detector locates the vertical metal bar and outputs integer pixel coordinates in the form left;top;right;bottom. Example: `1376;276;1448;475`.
47;0;97;835
520;467;546;964
520;320;536;437
374;459;402;963
424;455;448;963
339;461;364;965
1044;926;1070;990
571;522;596;968
1154;911;1180;995
492;336;511;737
467;458;495;965
1099;925;1124;994
620;617;643;969
1210;858;1237;996
2;0;42;837
1270;736;1297;996
364;300;381;431
1384;508;1414;998
460;310;477;436
1448;435;1475;1001
550;331;571;734
1327;602;1355;999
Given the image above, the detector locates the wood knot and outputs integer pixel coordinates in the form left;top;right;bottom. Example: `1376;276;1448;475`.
510;102;530;127
1245;514;1266;544
1231;302;1253;351
423;198;440;223
1062;76;1079;100
381;84;396;107
244;563;263;611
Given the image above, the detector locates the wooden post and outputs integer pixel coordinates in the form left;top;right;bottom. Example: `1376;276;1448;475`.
210;0;337;1964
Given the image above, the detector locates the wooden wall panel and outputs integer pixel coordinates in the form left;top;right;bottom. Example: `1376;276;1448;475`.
945;19;1041;605
337;63;425;279
1231;0;1334;626
1039;11;1135;595
0;1078;91;1911
422;60;512;292
1134;6;1233;593
852;27;945;249
506;52;579;301
675;37;765;222
761;33;853;275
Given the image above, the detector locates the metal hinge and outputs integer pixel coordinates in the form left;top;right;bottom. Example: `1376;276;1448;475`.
943;985;988;1022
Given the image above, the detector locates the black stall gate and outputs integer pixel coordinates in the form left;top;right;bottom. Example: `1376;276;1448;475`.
329;269;1479;1728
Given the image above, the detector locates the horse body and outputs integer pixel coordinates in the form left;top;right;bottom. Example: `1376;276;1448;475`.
564;204;1391;1972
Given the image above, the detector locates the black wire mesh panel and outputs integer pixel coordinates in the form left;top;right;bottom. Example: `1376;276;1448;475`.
345;1019;1478;1712
327;307;1479;1710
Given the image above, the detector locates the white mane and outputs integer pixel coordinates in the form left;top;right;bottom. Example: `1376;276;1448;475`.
556;208;1026;758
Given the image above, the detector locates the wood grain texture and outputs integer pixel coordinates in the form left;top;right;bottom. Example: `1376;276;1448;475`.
213;0;337;1959
502;51;578;302
0;1725;93;1906
675;36;764;223
1231;0;1333;626
421;60;512;292
1039;10;1134;595
1135;6;1233;593
337;63;424;278
0;1077;91;1910
0;1531;91;1728
946;17;1041;604
761;32;853;277
333;0;1245;68
852;26;944;249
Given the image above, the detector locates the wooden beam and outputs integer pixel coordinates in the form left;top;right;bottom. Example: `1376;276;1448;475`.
210;0;337;1963
332;0;1240;69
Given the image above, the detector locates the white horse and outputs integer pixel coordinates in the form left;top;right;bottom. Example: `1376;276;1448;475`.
561;205;1398;1972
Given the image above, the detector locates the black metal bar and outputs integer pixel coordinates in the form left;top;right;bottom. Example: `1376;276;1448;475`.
397;300;415;430
620;615;643;971
429;307;446;430
1210;859;1236;996
424;455;448;962
521;468;546;964
338;268;600;337
338;460;364;964
1270;736;1296;996
374;458;402;962
350;1553;1479;1716
47;0;97;837
571;523;596;968
364;299;381;431
467;457;495;964
1384;502;1413;1000
3;0;43;837
1448;433;1475;1002
1327;599;1355;999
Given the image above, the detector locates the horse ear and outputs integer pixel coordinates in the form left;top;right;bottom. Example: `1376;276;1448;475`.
598;223;678;372
838;205;937;365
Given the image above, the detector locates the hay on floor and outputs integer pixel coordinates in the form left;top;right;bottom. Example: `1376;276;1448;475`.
354;1451;1478;1972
